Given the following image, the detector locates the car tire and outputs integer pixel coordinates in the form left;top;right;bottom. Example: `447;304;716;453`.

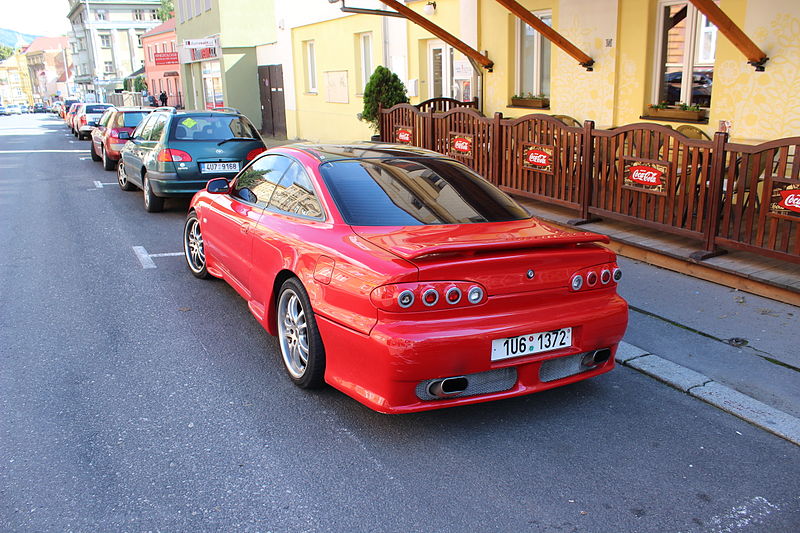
102;146;115;171
276;277;326;389
142;173;164;212
183;212;210;279
117;161;135;191
89;141;101;161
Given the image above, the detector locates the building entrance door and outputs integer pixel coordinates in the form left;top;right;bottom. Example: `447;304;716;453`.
427;40;453;99
258;65;287;139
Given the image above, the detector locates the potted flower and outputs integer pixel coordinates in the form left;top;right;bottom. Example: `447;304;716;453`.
510;92;550;109
646;101;707;121
360;65;409;141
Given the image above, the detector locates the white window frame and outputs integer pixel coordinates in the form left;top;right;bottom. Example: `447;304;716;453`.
358;32;373;94
305;41;317;93
103;61;114;75
652;0;717;107
134;9;144;21
99;34;111;48
515;10;552;98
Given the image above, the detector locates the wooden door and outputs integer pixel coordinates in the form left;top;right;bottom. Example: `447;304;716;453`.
258;65;287;139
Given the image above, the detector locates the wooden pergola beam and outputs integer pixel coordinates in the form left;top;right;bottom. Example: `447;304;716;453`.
376;0;494;70
494;0;594;70
689;0;768;70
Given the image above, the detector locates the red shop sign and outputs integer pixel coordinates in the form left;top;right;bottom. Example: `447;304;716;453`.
451;136;472;154
778;190;800;213
396;128;412;144
627;165;664;187
153;52;179;65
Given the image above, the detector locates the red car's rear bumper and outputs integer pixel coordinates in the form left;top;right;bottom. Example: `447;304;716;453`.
318;289;628;414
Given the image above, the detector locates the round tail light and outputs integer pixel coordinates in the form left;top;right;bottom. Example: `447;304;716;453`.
586;271;598;286
422;288;439;306
613;268;622;282
445;287;462;304
397;290;414;308
467;286;484;304
600;269;611;284
571;275;584;291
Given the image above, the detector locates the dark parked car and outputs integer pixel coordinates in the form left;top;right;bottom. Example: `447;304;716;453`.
117;107;266;212
90;106;151;170
33;103;46;113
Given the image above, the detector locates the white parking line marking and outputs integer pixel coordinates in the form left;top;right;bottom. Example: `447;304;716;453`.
149;252;184;258
133;246;157;269
93;181;117;188
79;156;92;160
94;180;103;188
133;247;183;268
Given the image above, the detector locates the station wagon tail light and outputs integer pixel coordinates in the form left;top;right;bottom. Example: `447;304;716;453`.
246;147;266;160
80;115;87;126
570;263;620;292
157;148;192;162
110;128;122;138
370;281;486;312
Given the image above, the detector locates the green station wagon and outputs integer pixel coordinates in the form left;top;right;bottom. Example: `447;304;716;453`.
117;107;266;212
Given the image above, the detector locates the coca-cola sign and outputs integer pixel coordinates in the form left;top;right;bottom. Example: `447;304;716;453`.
450;135;472;155
628;165;664;186
771;187;800;218
395;127;412;144
623;159;669;194
522;143;554;173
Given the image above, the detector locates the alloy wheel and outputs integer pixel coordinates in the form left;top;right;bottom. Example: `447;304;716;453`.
184;216;206;274
278;288;310;379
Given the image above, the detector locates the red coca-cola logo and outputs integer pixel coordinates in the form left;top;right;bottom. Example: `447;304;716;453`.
778;190;800;213
628;165;664;186
452;137;472;154
525;149;551;167
396;129;412;143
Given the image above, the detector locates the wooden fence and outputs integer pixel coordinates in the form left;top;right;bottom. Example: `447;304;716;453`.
379;101;800;264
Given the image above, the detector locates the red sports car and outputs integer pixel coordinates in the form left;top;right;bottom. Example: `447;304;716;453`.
183;144;628;413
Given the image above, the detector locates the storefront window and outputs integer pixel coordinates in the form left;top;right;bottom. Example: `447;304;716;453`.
201;60;223;109
518;11;552;97
655;1;716;107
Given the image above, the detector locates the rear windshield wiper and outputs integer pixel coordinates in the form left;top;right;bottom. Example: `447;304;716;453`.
217;137;260;145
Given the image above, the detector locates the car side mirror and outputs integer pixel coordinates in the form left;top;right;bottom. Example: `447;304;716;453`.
207;178;230;194
118;131;130;140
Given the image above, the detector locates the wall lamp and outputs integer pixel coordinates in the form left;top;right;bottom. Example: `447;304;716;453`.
423;2;436;15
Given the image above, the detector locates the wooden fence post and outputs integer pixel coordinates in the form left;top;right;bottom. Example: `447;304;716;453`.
490;112;504;186
690;131;729;261
425;108;435;151
568;120;599;225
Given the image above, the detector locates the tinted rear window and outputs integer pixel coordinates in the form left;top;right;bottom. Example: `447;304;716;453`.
121;112;149;127
86;105;111;113
319;158;530;226
170;115;259;141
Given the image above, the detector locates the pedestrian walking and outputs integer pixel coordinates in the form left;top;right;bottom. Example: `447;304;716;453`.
159;91;168;106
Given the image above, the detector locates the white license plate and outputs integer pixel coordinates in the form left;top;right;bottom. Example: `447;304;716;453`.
201;162;239;173
491;327;572;361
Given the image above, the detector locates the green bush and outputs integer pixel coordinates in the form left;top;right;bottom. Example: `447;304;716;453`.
360;66;408;133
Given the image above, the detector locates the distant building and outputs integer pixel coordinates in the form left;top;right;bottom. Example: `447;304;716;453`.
24;36;73;105
66;0;162;102
141;17;182;107
0;52;34;106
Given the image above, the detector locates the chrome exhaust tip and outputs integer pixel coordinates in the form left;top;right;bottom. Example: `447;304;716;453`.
581;348;612;367
427;376;469;398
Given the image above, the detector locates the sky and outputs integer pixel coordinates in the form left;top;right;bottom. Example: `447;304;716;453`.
3;0;72;37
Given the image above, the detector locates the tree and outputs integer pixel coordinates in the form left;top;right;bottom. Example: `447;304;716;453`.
157;0;174;21
133;75;147;92
360;66;408;133
0;45;15;61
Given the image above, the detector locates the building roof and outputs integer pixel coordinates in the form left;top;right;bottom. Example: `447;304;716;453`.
25;36;68;53
141;17;176;39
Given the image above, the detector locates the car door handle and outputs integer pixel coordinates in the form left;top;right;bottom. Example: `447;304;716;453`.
240;223;250;234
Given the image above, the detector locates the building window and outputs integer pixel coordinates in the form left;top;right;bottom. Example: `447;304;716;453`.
134;9;144;21
304;41;317;93
654;0;716;107
95;10;107;21
516;11;551;98
357;32;373;93
136;34;144;47
104;61;114;74
205;0;211;11
100;34;111;48
78;38;86;51
149;9;158;20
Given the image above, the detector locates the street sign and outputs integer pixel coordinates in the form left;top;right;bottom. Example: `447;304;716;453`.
184;38;217;49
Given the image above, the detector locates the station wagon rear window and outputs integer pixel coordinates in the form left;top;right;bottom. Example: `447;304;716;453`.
86;104;112;113
171;115;259;141
319;158;530;226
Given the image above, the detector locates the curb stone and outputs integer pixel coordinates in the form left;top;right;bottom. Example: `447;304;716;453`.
615;344;800;446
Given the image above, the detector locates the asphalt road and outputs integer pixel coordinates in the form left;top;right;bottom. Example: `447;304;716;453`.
1;114;798;533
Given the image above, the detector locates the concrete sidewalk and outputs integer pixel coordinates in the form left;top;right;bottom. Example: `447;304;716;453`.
615;257;800;445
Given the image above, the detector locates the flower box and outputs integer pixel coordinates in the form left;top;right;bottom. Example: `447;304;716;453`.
511;97;550;109
646;106;707;121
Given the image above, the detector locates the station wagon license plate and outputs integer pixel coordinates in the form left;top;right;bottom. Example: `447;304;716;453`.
201;162;240;173
491;327;572;361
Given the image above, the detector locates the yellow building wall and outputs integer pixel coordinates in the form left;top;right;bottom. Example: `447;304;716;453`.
291;15;384;142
